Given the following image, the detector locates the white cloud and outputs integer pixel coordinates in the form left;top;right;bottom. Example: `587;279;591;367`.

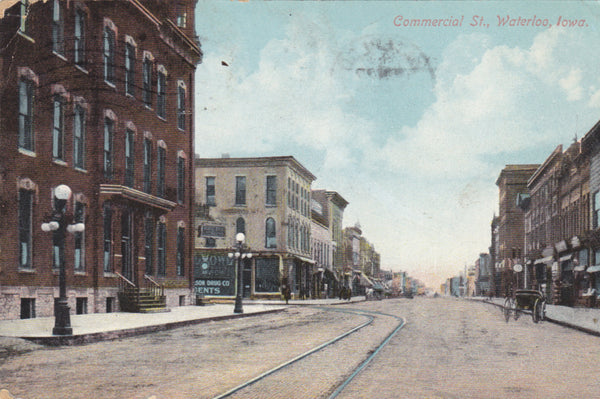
379;27;600;180
195;14;375;168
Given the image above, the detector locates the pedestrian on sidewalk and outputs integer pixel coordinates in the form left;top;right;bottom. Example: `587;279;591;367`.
282;285;291;304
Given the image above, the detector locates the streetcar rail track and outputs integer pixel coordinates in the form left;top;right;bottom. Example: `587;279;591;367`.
327;309;406;399
210;306;406;399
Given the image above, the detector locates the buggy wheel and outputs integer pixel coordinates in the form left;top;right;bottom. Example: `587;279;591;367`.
538;300;546;322
532;298;541;323
513;300;520;320
503;297;511;322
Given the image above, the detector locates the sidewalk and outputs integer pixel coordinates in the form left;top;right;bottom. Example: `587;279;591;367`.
474;296;600;336
0;296;365;346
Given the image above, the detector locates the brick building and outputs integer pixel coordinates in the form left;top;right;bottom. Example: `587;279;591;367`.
495;164;539;296
310;189;348;298
582;120;600;301
193;156;316;300
0;0;201;320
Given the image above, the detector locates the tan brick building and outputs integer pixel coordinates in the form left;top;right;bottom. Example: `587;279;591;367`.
194;156;316;299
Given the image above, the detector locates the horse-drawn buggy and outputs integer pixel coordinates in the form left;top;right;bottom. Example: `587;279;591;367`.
503;289;546;323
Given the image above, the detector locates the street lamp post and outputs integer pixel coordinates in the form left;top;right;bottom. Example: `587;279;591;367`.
41;184;85;336
228;232;252;314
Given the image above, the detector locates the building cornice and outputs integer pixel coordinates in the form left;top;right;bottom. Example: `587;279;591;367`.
527;145;563;188
195;156;316;182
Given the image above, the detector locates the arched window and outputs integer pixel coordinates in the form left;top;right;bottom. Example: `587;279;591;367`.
236;217;245;235
266;218;276;248
294;219;299;250
103;21;116;83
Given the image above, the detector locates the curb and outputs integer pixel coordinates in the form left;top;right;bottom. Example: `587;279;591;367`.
22;308;286;346
478;298;600;337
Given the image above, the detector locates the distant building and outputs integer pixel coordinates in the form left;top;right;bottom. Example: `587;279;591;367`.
325;191;348;293
489;215;500;296
311;189;349;298
495;164;540;297
193;156;316;300
476;253;492;296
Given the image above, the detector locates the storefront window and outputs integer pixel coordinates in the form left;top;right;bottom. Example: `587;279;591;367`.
579;249;588;267
255;258;279;293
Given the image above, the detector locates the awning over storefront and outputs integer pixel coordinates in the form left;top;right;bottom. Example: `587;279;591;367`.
560;254;573;262
534;256;553;265
360;273;374;287
373;282;384;292
587;265;600;273
291;255;316;264
324;269;339;282
574;266;586;272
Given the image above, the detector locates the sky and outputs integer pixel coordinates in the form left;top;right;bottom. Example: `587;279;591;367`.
193;1;600;289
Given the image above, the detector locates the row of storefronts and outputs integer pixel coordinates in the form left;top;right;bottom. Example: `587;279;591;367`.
490;120;600;308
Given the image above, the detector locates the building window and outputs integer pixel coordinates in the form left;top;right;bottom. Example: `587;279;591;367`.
143;57;152;107
73;105;85;169
255;258;279;293
177;82;186;130
144;214;153;275
103;117;113;179
18;79;34;152
143;138;152;193
19;189;33;269
206;177;216;206
76;297;87;314
125;42;135;96
236;217;245;235
19;0;28;34
106;297;115;313
74;201;85;271
235;176;246;206
103;25;115;84
266;218;276;248
177;155;185;204
103;202;112;273
157;68;166;118
157;222;166;276
266;176;277;206
177;227;185;276
287;218;293;249
124;129;135;187
52;0;64;54
21;298;35;319
121;211;132;279
157;146;166;197
74;9;85;67
176;3;187;28
594;191;600;229
52;95;64;160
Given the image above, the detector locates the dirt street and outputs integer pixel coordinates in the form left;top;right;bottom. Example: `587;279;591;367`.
1;298;599;399
338;297;600;399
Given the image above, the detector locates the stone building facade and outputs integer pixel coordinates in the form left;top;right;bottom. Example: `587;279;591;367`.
193;156;316;300
0;0;201;320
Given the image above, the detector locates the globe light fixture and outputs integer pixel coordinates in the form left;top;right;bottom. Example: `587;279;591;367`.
229;232;251;314
40;184;85;336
